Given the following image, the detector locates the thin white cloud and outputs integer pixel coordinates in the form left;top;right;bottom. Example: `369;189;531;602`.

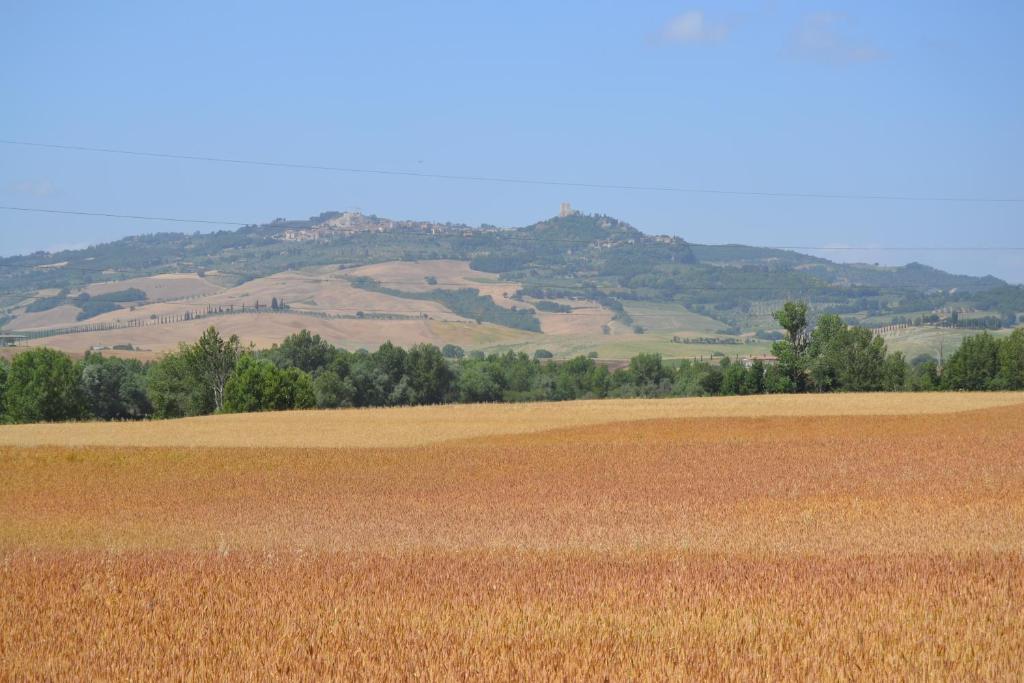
789;13;885;64
8;178;58;198
657;10;730;45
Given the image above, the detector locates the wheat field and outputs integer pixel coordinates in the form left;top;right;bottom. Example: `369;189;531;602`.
2;395;1024;679
3;391;1022;449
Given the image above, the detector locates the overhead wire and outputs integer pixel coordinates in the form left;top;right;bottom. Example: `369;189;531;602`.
3;139;1023;203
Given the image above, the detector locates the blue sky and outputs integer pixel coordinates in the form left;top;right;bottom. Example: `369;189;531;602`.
2;1;1022;281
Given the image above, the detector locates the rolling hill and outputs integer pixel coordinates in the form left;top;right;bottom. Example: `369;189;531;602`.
1;209;1021;359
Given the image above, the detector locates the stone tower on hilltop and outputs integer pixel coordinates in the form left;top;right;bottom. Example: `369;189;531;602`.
559;202;576;217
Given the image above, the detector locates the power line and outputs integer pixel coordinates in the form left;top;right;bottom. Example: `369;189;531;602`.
0;205;247;226
2;204;1023;251
3;138;1023;204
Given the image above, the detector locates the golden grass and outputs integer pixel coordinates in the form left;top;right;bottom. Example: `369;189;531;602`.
345;259;517;299
8;303;82;330
79;272;223;300
4;553;1020;680
1;391;1023;449
2;396;1024;678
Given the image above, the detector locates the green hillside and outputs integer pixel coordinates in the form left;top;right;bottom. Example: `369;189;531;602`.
1;210;1022;340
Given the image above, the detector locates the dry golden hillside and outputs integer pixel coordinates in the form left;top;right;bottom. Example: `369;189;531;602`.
78;272;224;300
11;261;537;353
8;259;753;359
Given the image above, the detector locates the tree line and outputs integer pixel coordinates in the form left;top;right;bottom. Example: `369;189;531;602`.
0;302;1022;424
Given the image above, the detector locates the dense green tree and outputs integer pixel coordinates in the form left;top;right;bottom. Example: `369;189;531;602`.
942;332;1000;390
698;366;724;395
404;344;453;404
347;354;392;407
456;362;504;403
587;363;612;398
441;344;465;359
182;327;243;411
496;351;539;396
5;347;86;423
147;350;212;418
906;356;940;391
264;330;338;374
762;363;794;394
769;301;812;392
222;355;315;413
802;313;893;392
742;360;766;395
313;367;357;408
372;342;407;393
773;301;809;351
628;353;670;395
770;340;805;392
673;360;707;396
386;375;417;406
834;327;887;392
0;358;9;421
720;359;749;396
881;351;907;392
311;353;356;408
280;368;316;409
553;356;610;400
807;314;846;391
80;354;151;419
994;328;1024;390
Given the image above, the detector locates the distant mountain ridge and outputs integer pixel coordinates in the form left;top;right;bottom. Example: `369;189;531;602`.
1;209;1021;336
690;244;1004;292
